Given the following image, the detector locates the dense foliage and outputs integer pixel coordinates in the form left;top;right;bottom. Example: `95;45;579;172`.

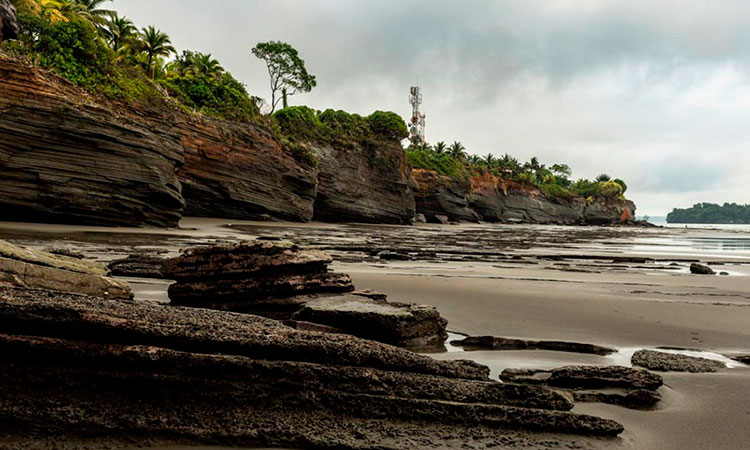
667;203;750;224
406;144;627;200
3;0;258;120
273;107;408;144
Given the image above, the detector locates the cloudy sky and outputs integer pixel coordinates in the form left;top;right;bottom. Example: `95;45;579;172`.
117;0;750;216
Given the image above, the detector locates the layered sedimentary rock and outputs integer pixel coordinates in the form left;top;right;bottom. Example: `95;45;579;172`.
411;169;479;223
0;286;625;448
0;240;131;299
0;56;185;227
165;241;355;310
632;349;726;373
178;118;318;221
0;0;18;41
292;295;448;347
415;169;636;225
312;140;416;224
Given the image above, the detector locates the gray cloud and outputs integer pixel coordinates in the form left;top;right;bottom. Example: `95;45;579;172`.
116;0;750;215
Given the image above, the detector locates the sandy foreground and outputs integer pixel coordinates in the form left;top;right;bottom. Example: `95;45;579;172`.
0;218;748;449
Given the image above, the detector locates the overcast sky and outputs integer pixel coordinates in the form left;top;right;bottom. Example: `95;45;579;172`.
117;0;750;216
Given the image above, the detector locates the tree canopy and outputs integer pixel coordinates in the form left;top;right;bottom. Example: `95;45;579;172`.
667;203;750;224
251;41;316;112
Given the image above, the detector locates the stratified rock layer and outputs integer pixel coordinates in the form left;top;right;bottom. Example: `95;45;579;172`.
0;240;131;300
0;56;185;227
165;241;355;308
416;170;637;225
0;286;625;448
292;295;448;347
632;349;726;373
412;169;479;223
312;140;416;224
178;118;317;221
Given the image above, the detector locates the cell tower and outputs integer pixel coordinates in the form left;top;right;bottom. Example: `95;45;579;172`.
409;86;426;145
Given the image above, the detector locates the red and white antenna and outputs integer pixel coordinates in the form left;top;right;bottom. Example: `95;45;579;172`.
409;85;426;145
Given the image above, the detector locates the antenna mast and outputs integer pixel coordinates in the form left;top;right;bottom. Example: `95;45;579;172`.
409;86;426;145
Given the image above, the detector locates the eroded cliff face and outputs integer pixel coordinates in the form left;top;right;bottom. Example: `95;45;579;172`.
411;169;479;223
177;118;317;222
0;0;18;42
0;57;185;227
414;169;635;225
312;139;416;224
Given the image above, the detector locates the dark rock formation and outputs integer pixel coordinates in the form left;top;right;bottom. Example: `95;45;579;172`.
0;286;625;447
573;389;662;410
178;118;317;221
0;240;131;300
0;56;185;227
412;169;479;223
165;241;354;310
690;263;716;275
414;169;637;225
632;349;726;373
312;140;416;224
0;0;18;41
107;254;166;278
454;335;615;355
730;354;750;365
547;366;663;391
292;295;448;348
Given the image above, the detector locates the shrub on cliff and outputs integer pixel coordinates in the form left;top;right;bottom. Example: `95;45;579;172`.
367;111;409;141
162;72;259;121
539;183;573;200
318;109;370;140
406;146;470;182
273;106;322;141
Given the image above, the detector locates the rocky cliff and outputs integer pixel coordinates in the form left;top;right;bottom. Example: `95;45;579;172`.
312;139;415;224
415;169;635;225
0;56;185;227
177;117;317;222
0;56;415;226
0;0;17;42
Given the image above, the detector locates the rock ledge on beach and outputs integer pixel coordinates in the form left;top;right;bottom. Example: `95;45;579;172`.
632;349;726;373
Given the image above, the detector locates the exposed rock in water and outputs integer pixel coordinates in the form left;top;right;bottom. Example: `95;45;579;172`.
0;286;625;447
312;140;416;224
730;354;750;365
573;389;662;410
412;169;480;223
292;295;448;348
165;241;354;310
178;118;318;222
632;349;726;373
547;365;663;391
0;240;131;300
453;335;616;355
107;254;166;278
0;56;185;227
690;263;716;275
0;0;18;41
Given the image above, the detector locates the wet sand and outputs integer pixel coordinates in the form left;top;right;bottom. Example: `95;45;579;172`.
1;218;749;449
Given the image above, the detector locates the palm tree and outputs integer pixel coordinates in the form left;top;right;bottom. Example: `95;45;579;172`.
433;141;447;155
72;0;112;25
596;173;612;182
449;141;466;159
186;52;224;78
138;26;176;79
484;153;496;167
104;12;136;51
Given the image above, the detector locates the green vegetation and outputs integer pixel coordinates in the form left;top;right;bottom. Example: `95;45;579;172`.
406;144;628;200
667;203;750;224
252;41;316;112
273;107;408;144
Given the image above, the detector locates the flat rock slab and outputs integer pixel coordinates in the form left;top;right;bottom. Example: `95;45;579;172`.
549;365;663;391
0;240;131;300
107;254;166;278
454;335;615;355
292;295;448;348
632;349;726;373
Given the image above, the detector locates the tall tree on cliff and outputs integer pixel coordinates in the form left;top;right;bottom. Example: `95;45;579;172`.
252;41;317;113
104;12;135;51
138;25;175;79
